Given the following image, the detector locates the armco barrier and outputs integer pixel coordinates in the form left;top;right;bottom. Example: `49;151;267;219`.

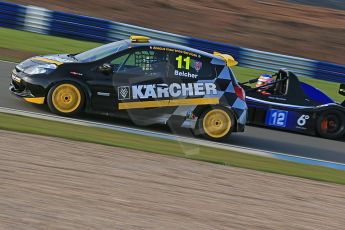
0;1;344;83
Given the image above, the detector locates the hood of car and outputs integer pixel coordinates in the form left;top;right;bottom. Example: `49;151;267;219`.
16;54;76;72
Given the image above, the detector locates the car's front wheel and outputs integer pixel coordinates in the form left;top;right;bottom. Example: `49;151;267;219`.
196;106;234;140
47;82;85;116
316;110;345;139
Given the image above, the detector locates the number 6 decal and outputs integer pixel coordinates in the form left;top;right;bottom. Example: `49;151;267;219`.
297;115;310;126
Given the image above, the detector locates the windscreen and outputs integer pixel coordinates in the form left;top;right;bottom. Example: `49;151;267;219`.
75;40;128;62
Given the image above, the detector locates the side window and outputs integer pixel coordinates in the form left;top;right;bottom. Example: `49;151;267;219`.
198;58;216;80
110;48;170;78
172;53;215;80
110;53;130;72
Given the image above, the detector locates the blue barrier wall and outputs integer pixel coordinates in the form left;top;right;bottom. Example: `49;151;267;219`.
0;1;344;83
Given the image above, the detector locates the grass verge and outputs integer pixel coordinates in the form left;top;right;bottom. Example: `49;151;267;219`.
0;112;344;184
0;27;100;55
0;27;342;102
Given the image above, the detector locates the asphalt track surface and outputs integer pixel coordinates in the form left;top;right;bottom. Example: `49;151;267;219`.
1;61;344;164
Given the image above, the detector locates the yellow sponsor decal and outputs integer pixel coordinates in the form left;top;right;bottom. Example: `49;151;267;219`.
151;46;198;58
119;98;219;110
34;57;63;66
24;97;45;104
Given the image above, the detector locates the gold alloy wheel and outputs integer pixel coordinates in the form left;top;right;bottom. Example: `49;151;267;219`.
202;109;231;139
51;84;81;113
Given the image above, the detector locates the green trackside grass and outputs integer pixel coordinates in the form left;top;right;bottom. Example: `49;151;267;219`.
0;112;344;184
0;27;342;102
0;27;100;55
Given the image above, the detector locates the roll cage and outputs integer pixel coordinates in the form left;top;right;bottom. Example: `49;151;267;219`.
240;69;290;96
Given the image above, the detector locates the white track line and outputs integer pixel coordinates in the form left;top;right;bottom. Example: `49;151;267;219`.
0;60;18;64
1;106;345;170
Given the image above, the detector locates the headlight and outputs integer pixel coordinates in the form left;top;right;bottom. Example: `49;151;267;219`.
23;64;57;75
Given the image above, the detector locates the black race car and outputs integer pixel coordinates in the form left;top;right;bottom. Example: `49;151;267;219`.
9;36;248;140
240;69;345;139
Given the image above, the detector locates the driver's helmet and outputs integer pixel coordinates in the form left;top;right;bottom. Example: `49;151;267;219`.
256;74;274;90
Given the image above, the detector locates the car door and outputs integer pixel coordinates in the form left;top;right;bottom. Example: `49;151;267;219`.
85;47;169;113
86;48;156;113
112;47;174;124
85;61;117;112
165;50;216;98
165;50;218;127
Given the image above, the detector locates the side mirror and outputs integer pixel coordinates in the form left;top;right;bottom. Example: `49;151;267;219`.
99;63;112;75
339;84;345;96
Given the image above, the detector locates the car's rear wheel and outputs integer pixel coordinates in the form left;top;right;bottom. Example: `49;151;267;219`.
316;110;345;139
47;82;85;116
196;107;234;140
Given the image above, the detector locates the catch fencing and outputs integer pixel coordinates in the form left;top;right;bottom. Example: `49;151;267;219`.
0;1;344;83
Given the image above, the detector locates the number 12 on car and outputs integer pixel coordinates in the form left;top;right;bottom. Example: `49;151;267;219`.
266;109;288;127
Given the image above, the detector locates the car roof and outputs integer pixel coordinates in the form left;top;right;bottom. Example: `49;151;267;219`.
125;39;217;60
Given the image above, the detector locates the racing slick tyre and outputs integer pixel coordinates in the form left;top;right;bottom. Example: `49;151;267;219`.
316;110;345;139
196;106;235;140
47;82;85;116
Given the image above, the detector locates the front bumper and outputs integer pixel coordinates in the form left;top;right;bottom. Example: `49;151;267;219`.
9;82;32;97
9;70;46;104
10;83;45;104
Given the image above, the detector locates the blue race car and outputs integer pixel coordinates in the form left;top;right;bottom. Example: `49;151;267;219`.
240;69;345;139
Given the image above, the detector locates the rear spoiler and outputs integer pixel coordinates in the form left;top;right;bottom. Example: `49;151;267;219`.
213;52;238;67
339;83;345;96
